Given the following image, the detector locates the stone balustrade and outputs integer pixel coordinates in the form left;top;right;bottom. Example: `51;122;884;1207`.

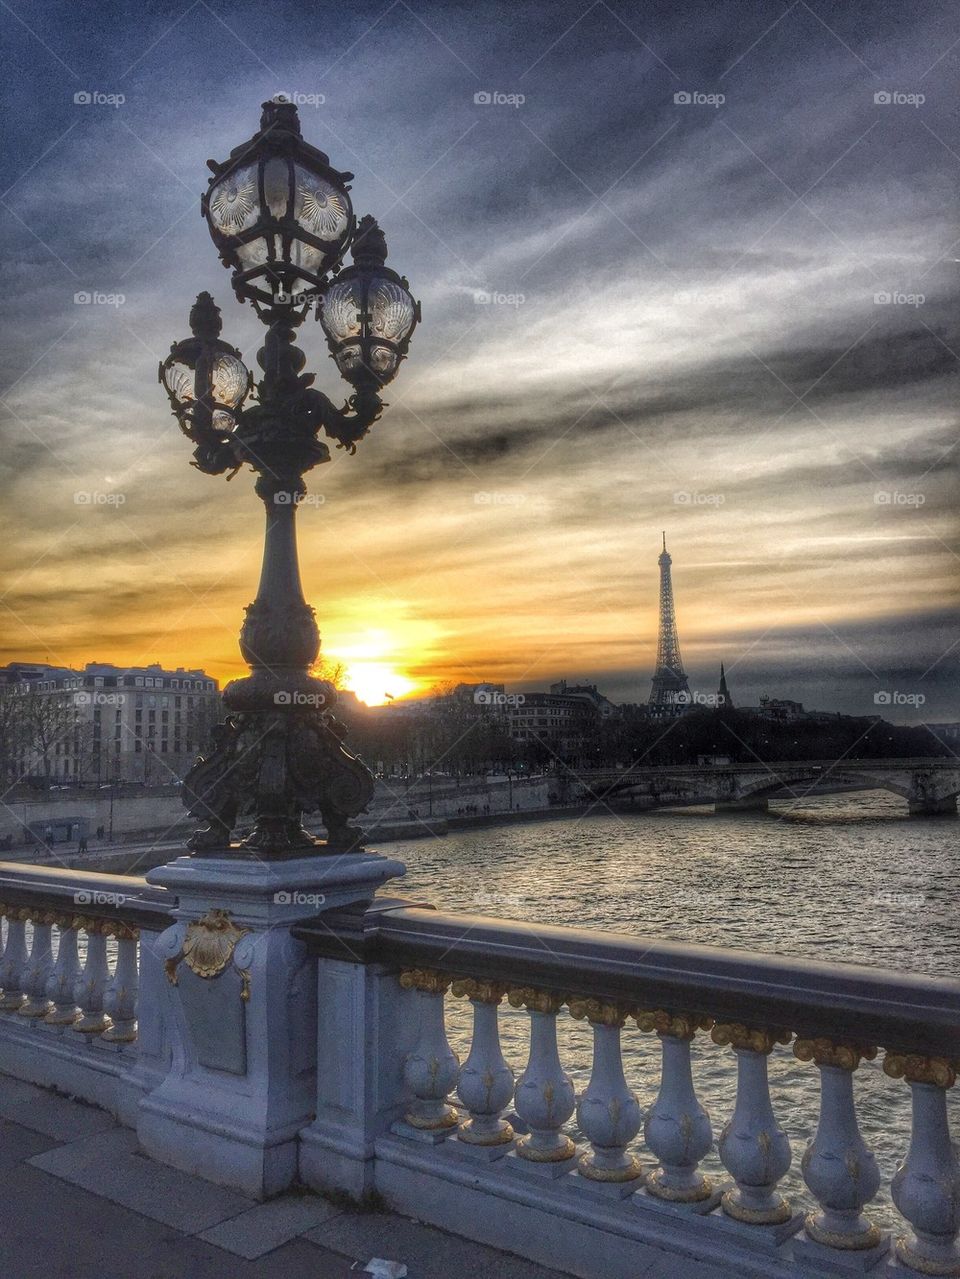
0;859;958;1279
297;901;960;1279
0;863;170;1121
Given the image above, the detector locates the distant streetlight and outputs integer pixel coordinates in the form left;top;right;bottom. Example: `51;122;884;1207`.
160;99;419;857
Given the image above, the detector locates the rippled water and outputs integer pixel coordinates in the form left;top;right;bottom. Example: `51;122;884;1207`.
388;793;960;1227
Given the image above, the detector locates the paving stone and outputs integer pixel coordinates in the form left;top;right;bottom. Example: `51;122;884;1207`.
0;1117;60;1168
30;1128;254;1232
198;1194;344;1258
304;1212;573;1279
0;1088;119;1140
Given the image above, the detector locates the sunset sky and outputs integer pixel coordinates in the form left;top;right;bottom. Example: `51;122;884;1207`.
0;0;957;718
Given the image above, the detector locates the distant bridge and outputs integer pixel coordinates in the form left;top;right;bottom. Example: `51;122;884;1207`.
563;759;960;816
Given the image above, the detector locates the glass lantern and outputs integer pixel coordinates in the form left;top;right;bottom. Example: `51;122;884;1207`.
319;215;420;390
159;293;251;440
203;98;355;308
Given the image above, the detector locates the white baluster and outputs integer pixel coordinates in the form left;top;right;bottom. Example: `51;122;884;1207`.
509;987;576;1162
640;1010;714;1202
712;1022;792;1223
73;919;112;1035
451;978;514;1146
794;1038;882;1249
19;912;54;1018
886;1053;960;1276
44;917;82;1026
569;998;642;1182
399;969;459;1131
0;907;30;1011
102;925;139;1043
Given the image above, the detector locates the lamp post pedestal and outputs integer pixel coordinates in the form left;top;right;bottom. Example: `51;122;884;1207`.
137;848;405;1198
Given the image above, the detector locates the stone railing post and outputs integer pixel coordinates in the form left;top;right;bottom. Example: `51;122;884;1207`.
712;1022;793;1224
793;1038;883;1254
509;986;576;1165
451;978;515;1148
102;924;140;1044
0;907;30;1011
569;998;642;1186
299;902;422;1199
398;968;460;1134
73;919;112;1035
136;849;406;1200
44;916;82;1025
885;1053;960;1276
19;911;54;1019
640;1010;714;1203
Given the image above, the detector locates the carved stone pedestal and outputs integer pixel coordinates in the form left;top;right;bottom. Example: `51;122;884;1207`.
136;849;404;1198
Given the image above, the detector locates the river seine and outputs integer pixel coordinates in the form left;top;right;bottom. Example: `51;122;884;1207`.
390;792;959;1226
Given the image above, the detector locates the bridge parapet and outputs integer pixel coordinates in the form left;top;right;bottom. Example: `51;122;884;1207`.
1;859;959;1277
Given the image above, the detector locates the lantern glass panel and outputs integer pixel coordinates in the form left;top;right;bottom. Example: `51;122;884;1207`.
210;353;249;407
212;409;238;434
369;345;399;378
369;279;416;342
208;163;260;235
322;279;363;341
235;238;271;272
263;157;289;217
162;359;195;403
293;164;350;242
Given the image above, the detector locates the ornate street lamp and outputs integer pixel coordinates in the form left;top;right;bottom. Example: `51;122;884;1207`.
161;99;420;857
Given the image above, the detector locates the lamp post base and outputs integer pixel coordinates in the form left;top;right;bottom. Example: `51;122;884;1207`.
182;699;374;860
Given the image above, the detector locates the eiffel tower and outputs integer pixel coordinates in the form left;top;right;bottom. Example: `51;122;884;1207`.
648;533;691;715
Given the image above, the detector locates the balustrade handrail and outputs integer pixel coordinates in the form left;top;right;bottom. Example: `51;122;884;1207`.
0;860;171;931
295;897;960;1057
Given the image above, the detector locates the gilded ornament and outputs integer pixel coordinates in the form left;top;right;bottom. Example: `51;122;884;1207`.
711;1023;792;1054
507;986;566;1015
398;968;451;996
794;1037;876;1071
635;1009;713;1039
567;996;630;1027
883;1052;958;1089
165;909;249;987
450;977;506;1004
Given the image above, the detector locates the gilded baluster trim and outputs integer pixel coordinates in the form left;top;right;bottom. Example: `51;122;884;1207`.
714;1022;793;1223
795;1038;877;1072
401;967;460;1130
507;986;566;1015
636;1009;713;1039
573;999;643;1181
568;997;630;1027
450;977;506;1004
794;1037;882;1250
454;979;515;1145
884;1054;958;1090
712;1023;792;1054
399;968;452;996
512;985;576;1161
644;1012;714;1200
885;1053;960;1275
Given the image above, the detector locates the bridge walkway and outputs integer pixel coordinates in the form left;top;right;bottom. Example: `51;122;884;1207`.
0;1073;578;1279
